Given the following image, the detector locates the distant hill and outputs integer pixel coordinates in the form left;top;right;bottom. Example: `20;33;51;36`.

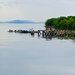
4;20;35;23
0;20;44;24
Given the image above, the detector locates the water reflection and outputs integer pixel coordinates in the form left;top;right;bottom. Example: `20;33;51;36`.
38;34;75;41
4;31;75;43
1;24;75;75
9;32;75;42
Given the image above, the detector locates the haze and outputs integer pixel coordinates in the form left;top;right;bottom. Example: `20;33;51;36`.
0;0;75;22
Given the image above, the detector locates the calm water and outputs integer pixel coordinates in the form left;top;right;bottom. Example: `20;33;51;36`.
0;23;75;75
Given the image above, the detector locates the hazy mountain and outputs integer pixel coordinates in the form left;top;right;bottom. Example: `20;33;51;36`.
5;20;35;23
0;20;44;24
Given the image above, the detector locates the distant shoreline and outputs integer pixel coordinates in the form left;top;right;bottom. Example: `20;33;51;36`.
0;20;44;24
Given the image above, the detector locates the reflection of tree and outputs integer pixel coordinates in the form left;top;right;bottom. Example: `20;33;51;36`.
38;33;75;41
46;36;52;41
29;32;75;41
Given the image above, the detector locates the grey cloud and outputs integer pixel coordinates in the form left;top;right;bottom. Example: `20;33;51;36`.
61;0;75;4
0;1;17;7
0;0;75;22
7;1;18;6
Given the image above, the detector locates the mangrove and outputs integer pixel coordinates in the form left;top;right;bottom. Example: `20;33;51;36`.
45;16;75;30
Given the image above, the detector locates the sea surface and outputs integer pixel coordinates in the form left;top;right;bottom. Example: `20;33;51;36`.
0;23;75;75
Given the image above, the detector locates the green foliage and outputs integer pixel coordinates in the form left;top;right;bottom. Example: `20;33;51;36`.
69;32;74;39
64;32;68;39
45;18;56;26
45;16;75;30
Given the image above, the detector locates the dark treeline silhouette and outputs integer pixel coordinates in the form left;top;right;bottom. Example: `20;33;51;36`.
45;16;75;30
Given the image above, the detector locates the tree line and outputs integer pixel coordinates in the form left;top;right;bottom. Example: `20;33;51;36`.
45;16;75;30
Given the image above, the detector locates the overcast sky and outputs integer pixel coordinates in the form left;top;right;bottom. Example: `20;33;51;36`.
0;0;75;22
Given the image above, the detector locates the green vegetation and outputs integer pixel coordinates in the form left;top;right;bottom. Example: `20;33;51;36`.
45;16;75;30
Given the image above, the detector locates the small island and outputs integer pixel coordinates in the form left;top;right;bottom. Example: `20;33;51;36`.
8;16;75;39
44;16;75;39
45;16;75;30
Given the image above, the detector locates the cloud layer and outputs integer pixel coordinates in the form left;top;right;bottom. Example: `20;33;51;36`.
0;0;75;22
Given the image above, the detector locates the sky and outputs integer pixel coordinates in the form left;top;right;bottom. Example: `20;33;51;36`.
0;0;75;22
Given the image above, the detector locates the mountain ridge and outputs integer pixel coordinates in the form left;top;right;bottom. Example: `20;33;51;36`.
0;20;44;23
5;20;34;23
